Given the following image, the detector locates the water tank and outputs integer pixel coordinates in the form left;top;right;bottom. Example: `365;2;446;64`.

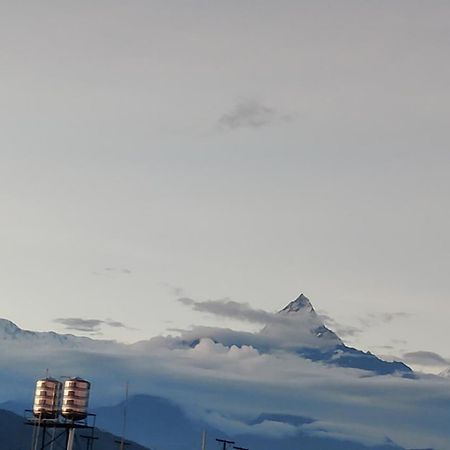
61;377;90;421
33;378;62;419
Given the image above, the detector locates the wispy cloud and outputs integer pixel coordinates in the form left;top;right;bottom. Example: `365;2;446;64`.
178;297;281;325
218;99;292;130
160;282;186;297
402;351;450;368
92;267;132;277
359;312;411;328
54;317;131;334
319;311;412;340
318;313;363;338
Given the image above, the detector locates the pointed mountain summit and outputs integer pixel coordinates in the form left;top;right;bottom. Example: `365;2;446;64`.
277;294;341;344
279;294;315;314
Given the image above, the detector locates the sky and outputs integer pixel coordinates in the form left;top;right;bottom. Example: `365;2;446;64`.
0;1;450;373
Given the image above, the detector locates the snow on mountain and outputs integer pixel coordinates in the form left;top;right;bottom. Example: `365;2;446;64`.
276;293;343;344
0;318;120;351
275;294;412;375
279;293;316;314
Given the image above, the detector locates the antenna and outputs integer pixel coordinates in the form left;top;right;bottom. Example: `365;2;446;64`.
201;430;207;450
118;381;129;450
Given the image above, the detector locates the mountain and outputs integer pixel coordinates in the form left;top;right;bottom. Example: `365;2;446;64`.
92;394;410;450
0;395;436;450
0;295;411;377
0;318;120;351
94;394;213;450
180;294;412;376
281;294;413;375
0;294;446;450
0;408;150;450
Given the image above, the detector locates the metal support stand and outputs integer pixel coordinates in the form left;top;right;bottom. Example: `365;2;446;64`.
25;411;97;450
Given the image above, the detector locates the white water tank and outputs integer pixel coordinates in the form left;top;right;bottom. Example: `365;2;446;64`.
33;378;62;419
61;377;90;421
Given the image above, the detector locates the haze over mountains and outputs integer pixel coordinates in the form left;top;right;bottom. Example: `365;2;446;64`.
0;295;448;450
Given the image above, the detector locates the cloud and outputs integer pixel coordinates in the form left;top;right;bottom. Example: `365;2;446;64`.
54;317;130;333
178;297;281;325
160;282;185;297
218;99;292;130
92;267;132;277
359;312;411;327
319;311;412;341
177;297;341;351
402;351;450;368
318;313;363;338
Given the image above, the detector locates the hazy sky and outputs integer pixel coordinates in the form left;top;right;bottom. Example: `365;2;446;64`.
1;1;449;371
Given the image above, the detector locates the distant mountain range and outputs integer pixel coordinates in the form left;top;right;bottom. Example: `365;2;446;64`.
0;294;447;450
0;396;429;450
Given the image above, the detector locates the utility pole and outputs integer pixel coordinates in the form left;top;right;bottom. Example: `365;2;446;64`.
233;447;249;450
216;438;235;450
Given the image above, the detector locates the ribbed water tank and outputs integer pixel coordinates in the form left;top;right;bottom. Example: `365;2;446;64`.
61;377;90;421
33;378;62;419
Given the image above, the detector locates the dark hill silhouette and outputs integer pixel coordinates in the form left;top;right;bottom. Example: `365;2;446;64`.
0;409;150;450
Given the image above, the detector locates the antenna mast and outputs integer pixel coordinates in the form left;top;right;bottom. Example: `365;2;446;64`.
201;430;207;450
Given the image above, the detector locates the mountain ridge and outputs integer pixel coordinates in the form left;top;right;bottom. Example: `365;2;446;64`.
0;294;412;376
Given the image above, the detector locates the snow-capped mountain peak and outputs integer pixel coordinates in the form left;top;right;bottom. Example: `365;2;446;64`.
279;294;315;314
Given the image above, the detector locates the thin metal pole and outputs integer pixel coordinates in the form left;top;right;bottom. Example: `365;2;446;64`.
40;425;46;450
66;428;75;450
201;430;207;450
120;381;129;450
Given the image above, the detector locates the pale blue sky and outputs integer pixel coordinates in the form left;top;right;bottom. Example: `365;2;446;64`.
0;1;449;370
